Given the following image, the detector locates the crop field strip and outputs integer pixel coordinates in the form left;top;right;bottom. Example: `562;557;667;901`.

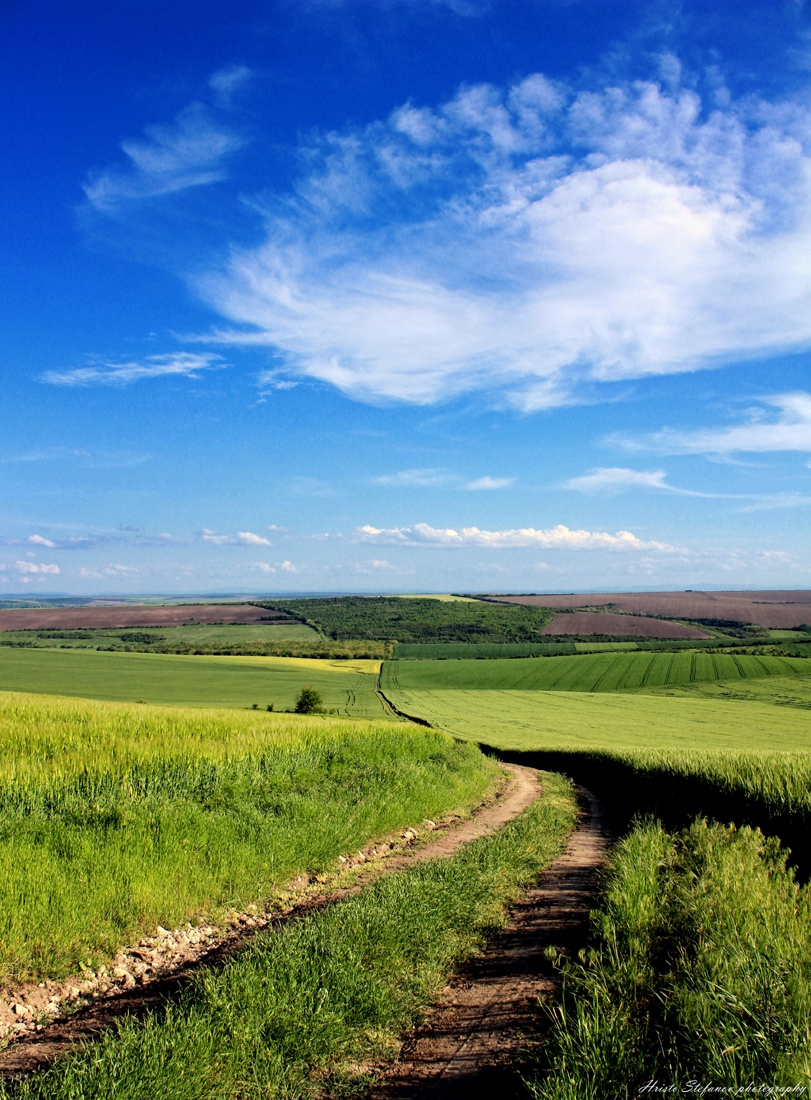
487;588;811;630
0;648;388;715
384;650;811;694
0;603;292;631
541;611;710;638
0;622;320;650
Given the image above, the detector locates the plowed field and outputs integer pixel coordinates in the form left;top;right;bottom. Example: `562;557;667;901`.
0;604;291;631
487;590;811;629
541;612;708;638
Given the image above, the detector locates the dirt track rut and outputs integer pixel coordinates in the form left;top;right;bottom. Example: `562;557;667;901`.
370;786;609;1099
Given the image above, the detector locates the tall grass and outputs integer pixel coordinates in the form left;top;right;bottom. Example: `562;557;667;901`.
0;692;498;982
4;774;579;1100
529;819;811;1097
510;747;811;873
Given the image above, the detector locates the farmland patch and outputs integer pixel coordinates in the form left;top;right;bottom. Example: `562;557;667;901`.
487;589;811;630
384;650;811;695
0;648;387;715
0;603;293;632
541;611;708;638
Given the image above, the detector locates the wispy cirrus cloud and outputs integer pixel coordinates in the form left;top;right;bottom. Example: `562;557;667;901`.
618;392;811;455
564;467;719;497
83;97;245;213
40;352;223;388
465;476;513;490
373;468;454;487
356;522;674;551
373;469;514;489
79;564;137;580
189;69;811;408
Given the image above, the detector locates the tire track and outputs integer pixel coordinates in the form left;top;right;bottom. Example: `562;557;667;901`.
369;785;610;1099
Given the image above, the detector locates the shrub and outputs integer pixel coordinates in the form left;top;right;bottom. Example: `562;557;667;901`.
294;686;323;714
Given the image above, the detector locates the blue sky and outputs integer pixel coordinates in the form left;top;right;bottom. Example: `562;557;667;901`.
2;0;811;594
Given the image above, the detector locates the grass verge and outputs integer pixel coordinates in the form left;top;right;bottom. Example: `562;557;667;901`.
0;692;498;983
528;818;811;1097
3;773;578;1100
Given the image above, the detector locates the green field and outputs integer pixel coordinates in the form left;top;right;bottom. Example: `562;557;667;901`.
384;650;811;695
0;648;388;715
0;692;499;981
381;682;811;753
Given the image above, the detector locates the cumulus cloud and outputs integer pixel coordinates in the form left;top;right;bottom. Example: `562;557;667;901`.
237;531;273;546
356;522;673;551
622;392;811;454
280;560;297;572
41;352;223;388
254;562;275;573
84;102;244;212
193;71;811;407
15;561;60;580
201;529;272;546
27;534;56;548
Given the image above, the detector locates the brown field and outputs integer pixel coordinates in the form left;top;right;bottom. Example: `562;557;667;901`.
541;612;709;638
487;590;811;629
0;604;292;632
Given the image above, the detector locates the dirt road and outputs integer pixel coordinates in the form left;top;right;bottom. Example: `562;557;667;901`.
370;786;609;1098
0;763;546;1081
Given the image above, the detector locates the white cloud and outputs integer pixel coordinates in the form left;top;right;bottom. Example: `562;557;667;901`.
373;468;453;487
193;72;811;407
79;564;137;579
356;522;673;551
201;529;232;545
202;529;271;546
208;66;252;108
624;392;811;454
16;561;59;575
254;562;275;573
27;534;56;548
280;560;298;572
465;476;514;490
562;467;720;496
237;531;273;546
84;102;244;212
41;352;223;388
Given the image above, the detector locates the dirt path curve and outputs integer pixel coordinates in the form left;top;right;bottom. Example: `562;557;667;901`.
369;786;610;1099
0;764;542;1082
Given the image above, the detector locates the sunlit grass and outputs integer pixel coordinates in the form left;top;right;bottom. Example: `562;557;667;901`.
0;692;498;982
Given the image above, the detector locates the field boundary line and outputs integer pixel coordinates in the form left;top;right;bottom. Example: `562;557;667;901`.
377;667;432;725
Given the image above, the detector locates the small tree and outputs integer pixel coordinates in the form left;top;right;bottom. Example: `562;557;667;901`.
294;685;323;714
